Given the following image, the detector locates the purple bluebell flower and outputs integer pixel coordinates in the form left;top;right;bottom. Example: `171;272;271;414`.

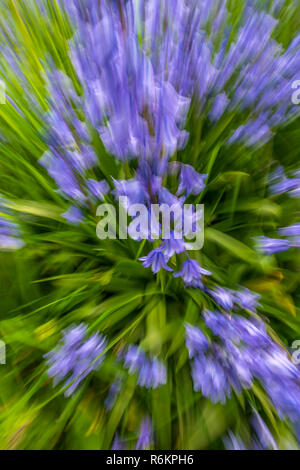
122;345;167;389
136;417;153;450
39;151;86;203
249;343;300;432
0;234;24;251
200;343;253;401
66;145;97;173
185;323;234;403
279;224;300;237
158;186;184;208
0;199;24;250
176;164;207;197
231;316;270;349
113;178;147;208
271;177;300;196
224;410;278;450
140;248;172;274
185;324;209;358
66;0;191;166
111;433;126;451
45;324;107;396
270;168;300;197
62;206;84;225
234;287;261;312
209;285;261;313
256;236;291;255
278;224;300;248
191;350;233;403
209;93;229;122
203;310;239;343
127;207;161;242
86;179;110;201
203;310;269;349
224;431;247;450
251;409;278;450
143;358;167;389
161;232;186;258
174;259;211;287
209;287;235;311
105;377;123;411
228;117;273;149
186;310;300;423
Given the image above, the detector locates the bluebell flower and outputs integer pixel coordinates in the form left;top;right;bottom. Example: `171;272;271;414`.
111;433;126;451
86;179;110;201
66;145;98;174
271;177;300;196
39;151;86;203
209;93;229;122
105;377;123;411
204;310;269;349
185;324;209;359
231;316;270;349
66;0;191;166
203;310;240;343
224;410;278;450
234;287;261;312
176;164;207;197
174;259;211;287
256;236;291;255
136;417;153;450
113;178;147;208
45;324;107;396
250;345;300;429
228;116;273;149
0;233;24;251
251;409;278;450
122;345;167;389
161;232;186;258
279;224;300;237
186;310;300;423
140;248;172;274
224;431;247;450
278;224;300;248
209;286;261;313
191;350;232;403
0;198;24;250
62;206;84;225
270;168;300;197
209;287;235;311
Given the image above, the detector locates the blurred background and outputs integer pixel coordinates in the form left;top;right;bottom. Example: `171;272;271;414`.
0;0;300;450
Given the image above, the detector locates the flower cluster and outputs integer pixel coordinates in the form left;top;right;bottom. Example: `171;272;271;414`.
122;345;167;389
186;312;300;433
39;70;110;221
46;327;168;397
1;0;300;450
38;0;300;289
208;286;261;312
45;324;107;396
